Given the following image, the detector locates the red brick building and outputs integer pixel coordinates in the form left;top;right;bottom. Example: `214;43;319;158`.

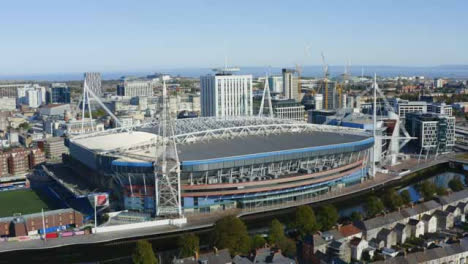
0;209;84;237
0;148;45;178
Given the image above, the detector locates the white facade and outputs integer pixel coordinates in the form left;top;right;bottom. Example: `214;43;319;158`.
282;69;299;101
200;74;253;117
274;105;305;121
0;97;16;110
392;99;427;118
26;89;42;108
17;84;46;108
118;80;155;97
313;94;323;110
428;103;453;116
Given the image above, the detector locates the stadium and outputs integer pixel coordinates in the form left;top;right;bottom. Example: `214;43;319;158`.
67;116;374;214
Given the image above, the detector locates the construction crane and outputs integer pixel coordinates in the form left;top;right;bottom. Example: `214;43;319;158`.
321;52;329;109
337;60;350;109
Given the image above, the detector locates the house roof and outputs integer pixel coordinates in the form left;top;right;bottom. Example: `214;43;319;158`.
393;223;407;231
457;202;468;210
328;229;344;241
408;219;420;226
349;237;363;247
373;238;468;264
361;211;404;231
338;224;361;238
234;248;295;264
421;214;435;222
437;189;468;205
312;234;327;247
400;200;440;219
433;209;451;218
446;205;460;214
328;240;345;250
377;228;393;238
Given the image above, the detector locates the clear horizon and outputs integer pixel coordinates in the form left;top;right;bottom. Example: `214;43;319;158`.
1;0;467;75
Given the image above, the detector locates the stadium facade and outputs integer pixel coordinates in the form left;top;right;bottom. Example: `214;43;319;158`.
68;117;374;214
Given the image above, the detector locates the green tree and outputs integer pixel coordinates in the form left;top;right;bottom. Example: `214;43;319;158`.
18;122;31;130
418;180;437;200
317;204;339;231
212;215;251;256
132;240;158;264
293;205;319;236
251;235;266;250
269;219;286;245
400;190;412;205
276;237;297;257
366;196;384;217
449;177;464;192
350;211;363;222
382;188;403;211
436;186;448;196
178;233;199;258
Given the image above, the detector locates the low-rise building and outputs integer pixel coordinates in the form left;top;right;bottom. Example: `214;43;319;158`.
421;214;437;234
394;223;410;244
376;228;397;248
0;208;83;237
374;237;468;264
350;237;368;261
407;219;424;238
433;210;454;230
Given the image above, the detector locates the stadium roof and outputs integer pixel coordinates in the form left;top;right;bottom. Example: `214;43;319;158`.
71;131;158;152
178;132;369;161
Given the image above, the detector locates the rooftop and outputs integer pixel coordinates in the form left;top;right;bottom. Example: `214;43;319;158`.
71;131;158;152
178;132;369;162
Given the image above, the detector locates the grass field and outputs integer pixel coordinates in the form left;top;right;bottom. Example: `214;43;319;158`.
0;189;51;217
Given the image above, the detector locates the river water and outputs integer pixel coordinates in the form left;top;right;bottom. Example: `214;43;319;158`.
338;172;466;218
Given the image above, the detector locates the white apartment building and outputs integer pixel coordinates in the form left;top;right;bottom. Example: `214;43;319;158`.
314;94;323;110
117;79;156;97
391;99;427;119
282;69;300;101
17;84;46;108
200;69;253;117
428;103;453;116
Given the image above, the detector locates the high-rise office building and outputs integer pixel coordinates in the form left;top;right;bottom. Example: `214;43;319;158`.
282;69;300;101
47;83;70;104
200;68;252;117
84;72;102;97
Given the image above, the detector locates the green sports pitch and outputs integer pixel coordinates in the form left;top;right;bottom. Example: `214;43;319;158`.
0;189;51;218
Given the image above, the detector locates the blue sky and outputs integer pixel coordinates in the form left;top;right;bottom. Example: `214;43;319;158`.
1;0;467;74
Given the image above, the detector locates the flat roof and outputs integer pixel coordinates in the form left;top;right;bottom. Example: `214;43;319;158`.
72;131;158;151
178;132;369;161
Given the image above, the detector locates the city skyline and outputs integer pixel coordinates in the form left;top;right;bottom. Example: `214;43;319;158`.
1;0;468;75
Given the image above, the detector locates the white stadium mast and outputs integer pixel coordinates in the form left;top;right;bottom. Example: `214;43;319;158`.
258;74;273;118
155;76;182;216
